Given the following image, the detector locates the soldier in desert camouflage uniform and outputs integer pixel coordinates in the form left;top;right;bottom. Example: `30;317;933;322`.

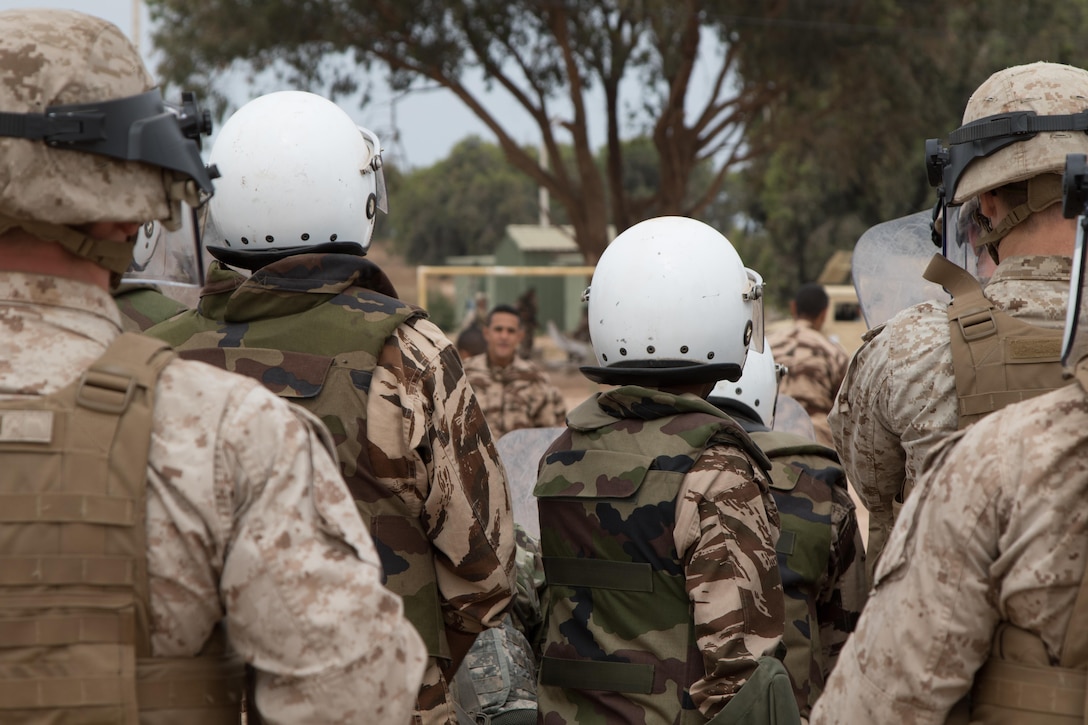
766;283;848;448
830;61;1083;575
812;176;1088;722
533;217;799;724
0;10;425;723
464;303;567;437
147;90;516;725
709;343;866;719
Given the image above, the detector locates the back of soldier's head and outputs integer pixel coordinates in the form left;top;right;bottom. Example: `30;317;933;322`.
0;9;213;274
793;283;829;320
930;62;1088;260
203;91;387;271
581;216;765;388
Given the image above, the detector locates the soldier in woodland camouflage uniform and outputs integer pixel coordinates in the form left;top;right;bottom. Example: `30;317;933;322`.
766;283;848;448
710;343;866;719
464;304;567;437
0;10;425;723
534;217;799;724
147;91;516;724
830;62;1084;577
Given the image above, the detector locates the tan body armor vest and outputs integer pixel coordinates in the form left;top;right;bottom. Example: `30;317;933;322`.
923;254;1066;430
0;334;243;723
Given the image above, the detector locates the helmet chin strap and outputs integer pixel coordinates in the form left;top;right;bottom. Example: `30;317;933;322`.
975;174;1063;263
0;213;135;276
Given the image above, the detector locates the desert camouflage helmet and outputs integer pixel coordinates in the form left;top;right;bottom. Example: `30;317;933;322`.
0;9;213;272
952;62;1088;203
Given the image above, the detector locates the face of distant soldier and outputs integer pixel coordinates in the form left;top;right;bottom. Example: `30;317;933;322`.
483;311;524;367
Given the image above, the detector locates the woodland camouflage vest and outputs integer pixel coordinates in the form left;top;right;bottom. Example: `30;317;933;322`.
153;281;449;659
533;393;767;724
0;333;243;723
750;428;841;712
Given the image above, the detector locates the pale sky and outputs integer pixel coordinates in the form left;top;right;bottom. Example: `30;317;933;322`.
0;0;530;169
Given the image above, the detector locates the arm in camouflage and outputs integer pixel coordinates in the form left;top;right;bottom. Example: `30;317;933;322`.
370;321;517;636
676;446;786;719
814;381;1088;725
154;362;427;723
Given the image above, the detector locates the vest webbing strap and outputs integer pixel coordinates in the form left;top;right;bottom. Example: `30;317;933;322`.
539;656;654;694
0;493;136;524
0;556;134;586
0;676;130;709
924;254;1066;430
972;658;1085;717
0;613;135;646
544;557;653;592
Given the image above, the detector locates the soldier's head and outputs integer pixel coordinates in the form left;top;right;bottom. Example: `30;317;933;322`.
581;216;764;392
203;91;386;271
483;304;524;367
791;282;829;328
928;62;1088;263
0;9;214;284
708;339;782;428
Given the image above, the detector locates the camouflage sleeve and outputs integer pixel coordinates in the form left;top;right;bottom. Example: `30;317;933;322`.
817;486;867;677
391;321;517;634
674;445;785;719
829;326;903;567
534;377;568;429
212;380;427;723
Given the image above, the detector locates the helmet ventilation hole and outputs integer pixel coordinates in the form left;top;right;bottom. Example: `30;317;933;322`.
646;345;655;354
329;233;338;241
265;235;274;243
301;233;310;241
707;351;715;360
241;237;250;245
680;345;689;354
619;347;628;356
602;354;609;361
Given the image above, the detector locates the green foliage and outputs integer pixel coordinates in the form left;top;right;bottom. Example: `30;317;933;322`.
145;0;1088;288
145;0;777;264
387;137;539;263
424;291;458;332
725;0;1088;290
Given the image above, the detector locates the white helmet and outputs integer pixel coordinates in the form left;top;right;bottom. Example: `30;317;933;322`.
709;339;781;427
581;216;764;385
204;90;386;263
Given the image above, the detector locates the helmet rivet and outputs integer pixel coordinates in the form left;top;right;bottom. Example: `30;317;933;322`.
619;347;628;356
301;233;310;241
680;345;689;354
646;345;655;354
265;235;274;243
707;351;715;360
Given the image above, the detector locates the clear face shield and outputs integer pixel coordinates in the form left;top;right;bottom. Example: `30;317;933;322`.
358;126;388;216
121;201;205;288
744;268;765;354
1061;153;1088;369
937;200;996;283
852;210;951;328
